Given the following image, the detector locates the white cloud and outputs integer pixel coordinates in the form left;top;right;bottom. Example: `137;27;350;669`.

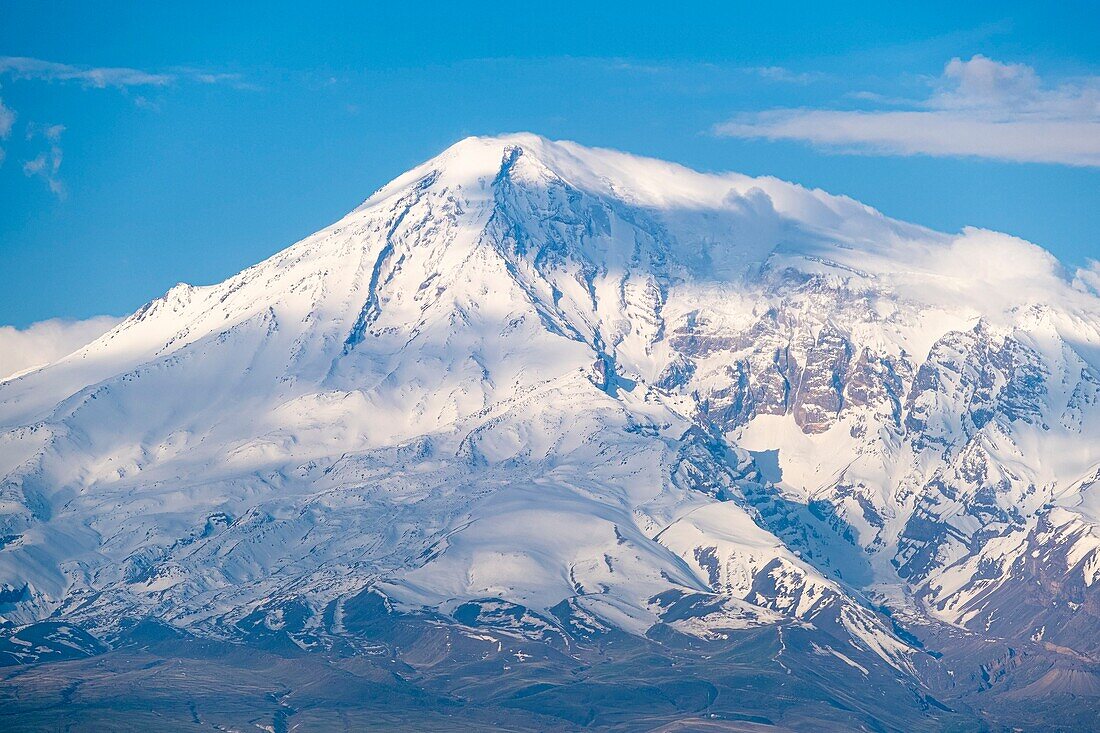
716;55;1100;166
180;69;260;91
745;66;826;85
0;316;121;381
0;58;251;195
23;123;66;197
936;55;1041;108
0;57;258;91
0;56;172;88
22;153;46;174
40;123;64;142
1074;260;1100;296
0;98;11;135
0;96;14;166
717;109;1100;166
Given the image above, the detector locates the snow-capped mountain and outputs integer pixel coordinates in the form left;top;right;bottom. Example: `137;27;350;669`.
2;134;1098;730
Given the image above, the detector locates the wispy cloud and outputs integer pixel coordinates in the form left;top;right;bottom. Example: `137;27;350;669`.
0;56;172;88
0;96;13;165
0;56;259;91
609;59;826;85
716;55;1100;166
180;69;260;91
0;57;254;194
744;66;827;85
23;123;65;196
0;315;121;381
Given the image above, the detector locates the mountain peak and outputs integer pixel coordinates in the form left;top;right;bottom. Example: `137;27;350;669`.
351;134;1095;328
357;132;555;209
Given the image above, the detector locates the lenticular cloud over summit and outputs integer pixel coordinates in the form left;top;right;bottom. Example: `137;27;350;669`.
2;134;1099;731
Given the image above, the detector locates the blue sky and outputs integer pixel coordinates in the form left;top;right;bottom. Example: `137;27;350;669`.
1;1;1098;327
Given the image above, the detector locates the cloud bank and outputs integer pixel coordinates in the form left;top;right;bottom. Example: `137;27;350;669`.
0;316;121;381
716;55;1100;166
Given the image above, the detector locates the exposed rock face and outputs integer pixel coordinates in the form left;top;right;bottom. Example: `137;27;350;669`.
675;283;913;438
661;281;1098;671
904;321;1048;449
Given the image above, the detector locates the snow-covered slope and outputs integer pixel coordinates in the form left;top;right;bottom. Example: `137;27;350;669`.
2;134;1099;725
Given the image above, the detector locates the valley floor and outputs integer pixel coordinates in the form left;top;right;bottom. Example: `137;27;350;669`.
1;616;1095;732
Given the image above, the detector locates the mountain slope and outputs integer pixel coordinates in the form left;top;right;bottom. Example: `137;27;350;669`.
2;133;1099;730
